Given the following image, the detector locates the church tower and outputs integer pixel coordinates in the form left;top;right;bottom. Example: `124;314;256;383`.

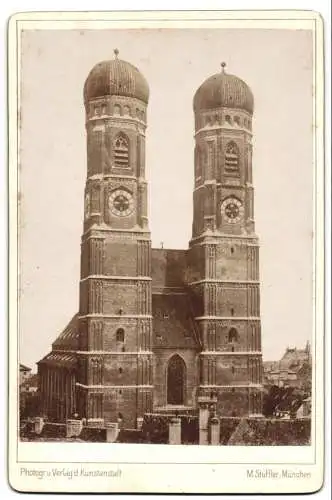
77;50;153;428
188;63;263;417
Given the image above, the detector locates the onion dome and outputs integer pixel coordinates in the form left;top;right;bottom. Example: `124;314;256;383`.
193;62;254;114
84;49;149;105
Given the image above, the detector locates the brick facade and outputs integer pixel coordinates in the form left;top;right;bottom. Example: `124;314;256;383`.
38;57;263;428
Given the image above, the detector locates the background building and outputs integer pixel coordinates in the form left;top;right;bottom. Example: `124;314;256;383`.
37;52;263;428
263;341;311;389
19;363;31;385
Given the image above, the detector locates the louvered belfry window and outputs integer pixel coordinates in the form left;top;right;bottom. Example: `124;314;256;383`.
114;134;129;167
224;141;240;177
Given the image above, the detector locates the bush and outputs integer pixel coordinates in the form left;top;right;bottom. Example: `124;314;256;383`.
220;418;241;444
227;418;311;445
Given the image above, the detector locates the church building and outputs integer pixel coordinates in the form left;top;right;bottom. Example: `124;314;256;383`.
38;51;263;429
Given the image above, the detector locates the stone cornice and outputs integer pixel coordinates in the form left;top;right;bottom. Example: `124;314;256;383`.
78;314;153;320
77;351;153;355
195;316;261;321
80;275;152;283
76;383;153;390
200;384;262;389
189;232;259;246
195;125;252;138
200;351;262;356
82;225;151;240
189;279;260;286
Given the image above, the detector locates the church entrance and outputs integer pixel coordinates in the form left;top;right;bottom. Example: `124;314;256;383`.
167;355;186;405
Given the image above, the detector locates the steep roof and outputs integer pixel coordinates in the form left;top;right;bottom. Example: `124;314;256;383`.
20;363;31;372
151;248;187;291
38;352;77;368
51;314;80;351
152;293;200;349
280;347;311;369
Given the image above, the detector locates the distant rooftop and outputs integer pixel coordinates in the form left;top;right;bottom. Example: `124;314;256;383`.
20;363;31;372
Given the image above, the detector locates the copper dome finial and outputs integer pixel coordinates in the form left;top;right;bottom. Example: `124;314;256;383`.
221;62;226;73
114;48;119;59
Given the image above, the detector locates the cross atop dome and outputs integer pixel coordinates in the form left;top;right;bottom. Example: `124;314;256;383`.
114;48;119;59
221;62;226;73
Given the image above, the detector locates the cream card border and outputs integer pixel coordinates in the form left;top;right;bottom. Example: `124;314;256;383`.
7;10;325;494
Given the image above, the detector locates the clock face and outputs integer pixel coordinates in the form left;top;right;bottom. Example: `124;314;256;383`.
221;197;244;224
108;189;134;217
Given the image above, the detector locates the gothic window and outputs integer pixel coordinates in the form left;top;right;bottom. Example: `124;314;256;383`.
113;133;129;168
224;141;240;177
228;328;239;343
167;355;186;405
116;328;125;343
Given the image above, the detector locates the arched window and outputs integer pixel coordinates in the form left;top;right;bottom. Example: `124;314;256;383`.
234;116;241;126
116;328;125;343
113;134;129;168
225;115;232;125
113;104;121;115
228;328;239;343
123;105;130;116
224;141;240;177
167;354;186;405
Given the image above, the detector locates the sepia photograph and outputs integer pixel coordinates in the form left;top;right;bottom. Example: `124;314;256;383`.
8;10;325;494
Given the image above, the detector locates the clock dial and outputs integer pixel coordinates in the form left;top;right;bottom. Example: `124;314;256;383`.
221;197;244;224
108;189;134;217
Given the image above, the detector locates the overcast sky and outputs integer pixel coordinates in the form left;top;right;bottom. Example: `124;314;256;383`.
19;28;313;370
